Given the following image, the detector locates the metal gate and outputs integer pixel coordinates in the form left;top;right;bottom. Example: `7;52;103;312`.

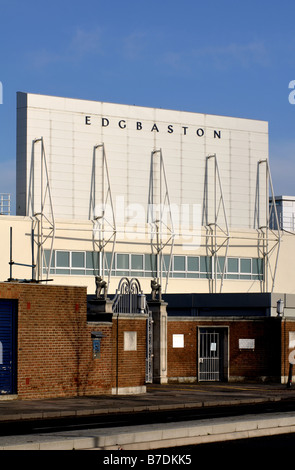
0;300;17;394
198;328;223;381
112;277;153;383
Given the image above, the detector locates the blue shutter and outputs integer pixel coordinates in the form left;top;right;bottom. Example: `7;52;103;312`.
0;301;16;394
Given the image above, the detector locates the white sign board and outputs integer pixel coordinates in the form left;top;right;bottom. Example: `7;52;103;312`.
239;339;255;350
173;334;184;348
289;332;295;349
124;331;137;351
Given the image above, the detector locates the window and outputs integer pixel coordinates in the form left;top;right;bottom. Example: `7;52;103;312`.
187;256;199;278
116;254;129;276
56;251;70;274
215;257;225;279
174;256;185;271
252;258;263;280
225;257;263;280
200;256;211;279
145;253;156;277
162;255;172;277
131;254;144;276
240;258;251;280
227;258;239;278
86;251;97;275
71;252;85;275
173;256;186;278
43;250;263;282
43;249;55;274
72;251;84;268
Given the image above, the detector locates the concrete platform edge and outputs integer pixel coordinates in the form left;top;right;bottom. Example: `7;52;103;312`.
0;396;282;422
1;412;295;450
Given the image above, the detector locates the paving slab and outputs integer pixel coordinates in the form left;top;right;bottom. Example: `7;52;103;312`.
0;383;295;423
1;411;295;450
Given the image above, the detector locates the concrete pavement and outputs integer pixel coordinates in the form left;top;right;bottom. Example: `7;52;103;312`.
1;383;295;450
0;382;294;422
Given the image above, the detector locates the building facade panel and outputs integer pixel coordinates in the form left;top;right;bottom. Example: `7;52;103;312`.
16;92;268;231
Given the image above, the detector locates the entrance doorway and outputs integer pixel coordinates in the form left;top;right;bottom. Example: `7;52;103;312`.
0;300;17;395
198;327;228;382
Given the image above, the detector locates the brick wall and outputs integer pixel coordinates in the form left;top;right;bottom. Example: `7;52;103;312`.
0;282;148;399
167;317;282;383
1;280;288;398
167;321;197;379
112;316;147;391
229;318;281;381
0;282;115;399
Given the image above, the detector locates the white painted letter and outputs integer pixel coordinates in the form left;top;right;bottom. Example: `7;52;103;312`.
288;80;295;104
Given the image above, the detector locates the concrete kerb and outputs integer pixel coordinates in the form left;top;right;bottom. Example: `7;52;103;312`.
0;396;288;424
88;412;295;450
2;411;295;450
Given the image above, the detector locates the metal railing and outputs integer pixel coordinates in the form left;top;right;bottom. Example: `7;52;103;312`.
112;277;148;314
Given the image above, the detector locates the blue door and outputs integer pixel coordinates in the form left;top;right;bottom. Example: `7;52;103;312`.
0;301;17;395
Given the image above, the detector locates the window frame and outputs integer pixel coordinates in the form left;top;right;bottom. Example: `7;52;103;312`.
44;250;263;282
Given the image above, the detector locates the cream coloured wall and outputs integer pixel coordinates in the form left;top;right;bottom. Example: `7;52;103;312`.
12;93;283;297
0;215;290;296
16;93;268;231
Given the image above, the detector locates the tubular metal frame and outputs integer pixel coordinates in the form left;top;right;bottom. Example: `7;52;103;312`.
30;137;55;282
203;154;280;293
147;149;175;293
257;159;281;293
204;154;230;293
90;143;116;295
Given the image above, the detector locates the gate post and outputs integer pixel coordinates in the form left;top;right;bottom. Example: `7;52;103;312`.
87;297;114;321
148;300;168;384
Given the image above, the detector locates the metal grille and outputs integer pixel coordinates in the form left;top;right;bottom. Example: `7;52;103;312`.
112;277;145;314
145;310;153;383
199;329;221;381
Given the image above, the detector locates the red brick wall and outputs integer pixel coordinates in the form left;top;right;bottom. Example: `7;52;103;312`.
167;321;197;379
167;318;281;382
1;280;286;397
112;316;147;391
229;318;281;381
0;282;148;399
0;282;114;399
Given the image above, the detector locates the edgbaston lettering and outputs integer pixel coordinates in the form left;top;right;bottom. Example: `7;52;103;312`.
85;115;221;138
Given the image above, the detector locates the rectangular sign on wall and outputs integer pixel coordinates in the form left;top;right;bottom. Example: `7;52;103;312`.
239;338;255;350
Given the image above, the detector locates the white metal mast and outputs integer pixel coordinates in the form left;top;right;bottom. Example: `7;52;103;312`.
90;143;116;294
29;137;55;282
256;159;281;292
204;154;230;293
147;149;175;293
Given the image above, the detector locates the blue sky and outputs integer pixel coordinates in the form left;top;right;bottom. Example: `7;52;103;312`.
1;0;295;213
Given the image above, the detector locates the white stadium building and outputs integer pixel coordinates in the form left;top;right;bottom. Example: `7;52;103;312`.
0;92;293;297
